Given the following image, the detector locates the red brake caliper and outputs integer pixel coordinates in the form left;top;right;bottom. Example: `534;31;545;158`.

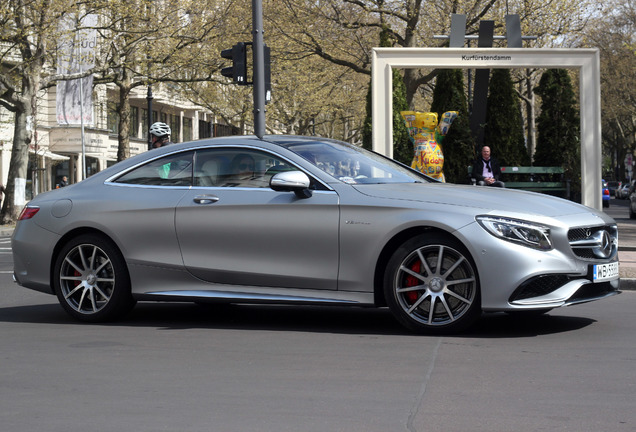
404;260;421;304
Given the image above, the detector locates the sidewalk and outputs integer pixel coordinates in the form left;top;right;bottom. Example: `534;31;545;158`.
0;224;14;237
617;220;636;290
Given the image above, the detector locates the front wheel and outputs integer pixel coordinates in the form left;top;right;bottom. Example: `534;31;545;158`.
384;233;481;334
53;234;135;322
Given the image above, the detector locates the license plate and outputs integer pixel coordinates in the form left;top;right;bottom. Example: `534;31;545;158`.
593;262;619;282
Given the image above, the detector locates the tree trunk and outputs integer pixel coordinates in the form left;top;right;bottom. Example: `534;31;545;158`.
117;83;132;161
2;103;32;224
525;71;536;161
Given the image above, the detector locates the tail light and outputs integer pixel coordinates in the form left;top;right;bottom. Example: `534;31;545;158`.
18;206;40;221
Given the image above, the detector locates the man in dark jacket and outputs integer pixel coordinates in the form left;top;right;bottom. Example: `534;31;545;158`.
471;146;505;187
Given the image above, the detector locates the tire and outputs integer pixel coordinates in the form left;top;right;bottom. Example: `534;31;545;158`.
630;205;636;220
53;234;135;322
384;233;480;334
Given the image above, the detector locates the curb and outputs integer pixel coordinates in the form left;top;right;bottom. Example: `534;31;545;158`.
620;278;636;291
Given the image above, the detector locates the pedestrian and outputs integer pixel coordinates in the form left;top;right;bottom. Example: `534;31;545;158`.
59;176;68;187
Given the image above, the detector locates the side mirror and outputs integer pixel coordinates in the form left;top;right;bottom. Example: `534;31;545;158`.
270;171;313;198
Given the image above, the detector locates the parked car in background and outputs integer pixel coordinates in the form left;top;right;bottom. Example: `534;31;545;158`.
616;183;631;199
602;179;610;208
607;181;621;197
11;135;620;334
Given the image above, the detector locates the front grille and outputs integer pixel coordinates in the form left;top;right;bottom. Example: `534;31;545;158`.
568;225;618;260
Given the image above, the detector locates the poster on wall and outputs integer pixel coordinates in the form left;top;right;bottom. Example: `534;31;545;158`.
56;14;97;125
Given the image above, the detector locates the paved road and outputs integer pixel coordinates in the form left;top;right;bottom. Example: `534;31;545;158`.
1;233;635;432
0;236;12;274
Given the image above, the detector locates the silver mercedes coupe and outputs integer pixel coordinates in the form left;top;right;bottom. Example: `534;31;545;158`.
12;135;620;333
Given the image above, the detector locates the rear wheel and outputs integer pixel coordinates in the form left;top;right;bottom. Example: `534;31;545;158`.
53;234;135;322
384;233;480;334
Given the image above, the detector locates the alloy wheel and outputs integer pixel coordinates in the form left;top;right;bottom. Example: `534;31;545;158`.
385;234;480;333
59;243;116;315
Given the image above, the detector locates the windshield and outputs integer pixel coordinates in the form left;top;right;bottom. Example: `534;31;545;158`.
285;140;434;185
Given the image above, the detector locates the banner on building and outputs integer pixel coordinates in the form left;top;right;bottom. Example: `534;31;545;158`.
56;14;97;125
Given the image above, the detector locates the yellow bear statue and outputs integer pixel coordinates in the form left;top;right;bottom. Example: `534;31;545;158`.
401;111;458;182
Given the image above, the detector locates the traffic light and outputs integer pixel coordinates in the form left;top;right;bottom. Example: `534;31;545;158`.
220;42;247;85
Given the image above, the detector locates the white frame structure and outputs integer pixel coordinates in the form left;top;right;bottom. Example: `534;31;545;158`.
371;48;602;209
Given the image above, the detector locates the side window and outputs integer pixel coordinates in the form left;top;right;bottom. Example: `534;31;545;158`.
115;152;193;186
194;148;296;188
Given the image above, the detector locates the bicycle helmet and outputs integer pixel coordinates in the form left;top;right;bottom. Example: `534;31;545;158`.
149;122;171;137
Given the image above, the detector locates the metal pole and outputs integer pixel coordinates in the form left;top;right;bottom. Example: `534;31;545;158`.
147;85;153;150
78;34;87;180
252;0;265;139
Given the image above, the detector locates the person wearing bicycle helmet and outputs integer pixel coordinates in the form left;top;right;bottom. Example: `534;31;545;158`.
149;122;173;148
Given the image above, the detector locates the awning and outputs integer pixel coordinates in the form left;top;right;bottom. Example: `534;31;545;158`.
29;148;70;161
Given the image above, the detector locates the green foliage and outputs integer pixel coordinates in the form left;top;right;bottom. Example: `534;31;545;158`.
484;69;530;166
392;70;411;165
430;69;476;184
533;69;581;194
362;85;373;151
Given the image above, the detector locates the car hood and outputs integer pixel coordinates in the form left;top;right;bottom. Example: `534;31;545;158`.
352;182;605;218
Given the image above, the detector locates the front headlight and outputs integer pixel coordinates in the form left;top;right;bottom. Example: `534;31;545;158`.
476;216;553;250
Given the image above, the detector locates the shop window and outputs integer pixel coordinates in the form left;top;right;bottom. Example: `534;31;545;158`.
107;102;119;134
183;117;192;141
213;123;240;137
170;114;181;142
199;120;211;139
86;157;99;177
130;106;139;138
52;160;70;190
142;109;148;139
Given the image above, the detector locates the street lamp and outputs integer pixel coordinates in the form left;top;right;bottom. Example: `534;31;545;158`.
147;84;153;151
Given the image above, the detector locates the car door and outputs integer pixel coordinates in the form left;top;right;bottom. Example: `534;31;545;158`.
108;149;194;269
175;147;340;290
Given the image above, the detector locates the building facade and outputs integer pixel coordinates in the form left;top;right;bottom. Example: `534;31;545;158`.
0;83;236;201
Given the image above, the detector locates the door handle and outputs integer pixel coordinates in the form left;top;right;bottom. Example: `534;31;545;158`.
193;195;220;204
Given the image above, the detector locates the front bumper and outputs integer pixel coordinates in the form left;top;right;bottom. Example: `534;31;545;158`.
457;219;620;312
509;277;620;309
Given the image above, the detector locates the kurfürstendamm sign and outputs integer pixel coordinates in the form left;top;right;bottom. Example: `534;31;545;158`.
371;48;602;209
